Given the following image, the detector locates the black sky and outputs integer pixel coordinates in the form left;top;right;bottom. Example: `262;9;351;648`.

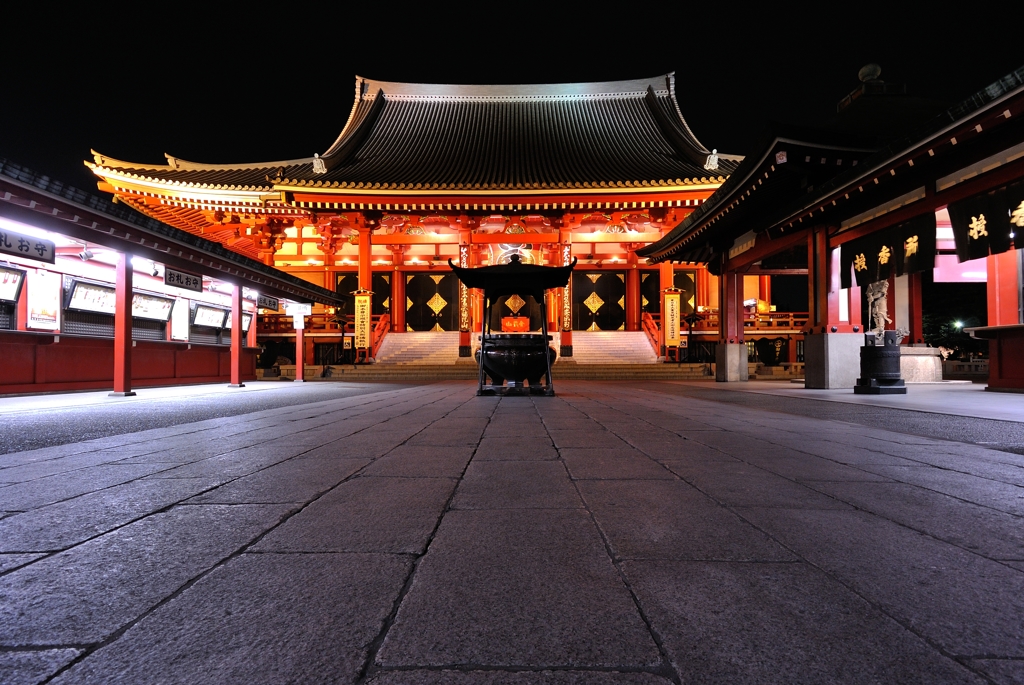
4;4;1023;192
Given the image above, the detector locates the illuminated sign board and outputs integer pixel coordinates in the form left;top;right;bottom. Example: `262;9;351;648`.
193;305;227;328
165;267;203;293
224;312;253;332
257;294;280;311
0;229;55;264
170;299;190;341
0;266;25;303
27;269;61;330
354;292;371;348
132;293;175;322
664;291;681;347
67;280;116;314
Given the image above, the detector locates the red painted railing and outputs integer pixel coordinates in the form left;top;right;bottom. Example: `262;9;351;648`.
641;312;660;354
257;313;345;334
371;314;390;358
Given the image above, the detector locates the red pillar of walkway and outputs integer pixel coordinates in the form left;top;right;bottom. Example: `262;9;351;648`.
625;252;640;331
229;285;244;387
718;270;744;344
110;253;135;397
358;225;372;291
294;326;306;383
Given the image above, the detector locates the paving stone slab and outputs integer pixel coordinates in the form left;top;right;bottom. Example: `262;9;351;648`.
547;429;626;450
362;445;475;478
578;480;794;562
560;448;674;480
738;453;893;482
665;460;852;509
0;477;210;552
622;560;984;685
808;481;1024;560
0;553;45;574
854;465;1024;517
143;449;292;480
0;451;151;482
474;437;559;461
406;428;485;446
0;648;82;685
0;463;170;511
453;461;581;509
0;503;293;645
187;457;370;505
254;476;456;554
377;509;661;669
795;441;922;466
52;553;411;685
738;507;1024;655
967;659;1024;685
367;670;673;684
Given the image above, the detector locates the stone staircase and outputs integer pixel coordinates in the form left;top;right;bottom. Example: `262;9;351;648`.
374;332;462;365
269;329;717;382
569;331;658;364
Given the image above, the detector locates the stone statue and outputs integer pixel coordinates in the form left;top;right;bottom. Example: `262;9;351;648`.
866;280;891;338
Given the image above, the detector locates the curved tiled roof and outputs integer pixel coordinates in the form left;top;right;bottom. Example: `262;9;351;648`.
92;74;738;194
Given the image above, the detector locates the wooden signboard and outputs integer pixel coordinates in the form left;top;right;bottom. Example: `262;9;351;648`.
354;292;372;348
664;291;681;347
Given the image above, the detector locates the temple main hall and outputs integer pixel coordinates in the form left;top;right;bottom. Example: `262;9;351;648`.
88;74;752;371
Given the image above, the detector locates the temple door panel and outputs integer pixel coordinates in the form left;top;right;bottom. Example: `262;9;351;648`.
372;272;391;316
406;273;459;331
572;271;626;331
674;270;696;314
487;293;543;332
641;271;661;315
336;273;357;320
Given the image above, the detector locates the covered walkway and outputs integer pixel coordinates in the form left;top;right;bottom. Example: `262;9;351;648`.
1;380;1022;684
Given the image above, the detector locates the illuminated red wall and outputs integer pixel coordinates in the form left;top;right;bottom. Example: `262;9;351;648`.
0;332;256;394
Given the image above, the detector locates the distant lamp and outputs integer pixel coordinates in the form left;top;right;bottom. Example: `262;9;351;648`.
78;249;94;261
954;320;963;329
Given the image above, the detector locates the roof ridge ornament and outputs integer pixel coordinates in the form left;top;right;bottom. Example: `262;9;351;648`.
704;149;719;171
312;154;327;175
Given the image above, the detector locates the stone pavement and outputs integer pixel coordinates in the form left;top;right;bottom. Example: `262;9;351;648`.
0;380;1022;684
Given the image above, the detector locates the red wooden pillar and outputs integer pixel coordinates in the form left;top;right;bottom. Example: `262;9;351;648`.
718;270;744;344
625;251;640;331
659;261;675;351
229;285;244;387
391;266;405;332
294;327;305;382
459;230;472;355
357;225;373;291
758;275;771;306
247;306;257;348
110;253;136;397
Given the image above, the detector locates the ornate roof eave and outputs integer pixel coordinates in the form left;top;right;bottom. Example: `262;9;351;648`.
90;165;278;203
273;180;726;197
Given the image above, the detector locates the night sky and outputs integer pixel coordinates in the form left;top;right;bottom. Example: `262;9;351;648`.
4;5;1023;193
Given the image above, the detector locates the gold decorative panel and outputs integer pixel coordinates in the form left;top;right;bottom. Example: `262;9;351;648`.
407;297;414;311
642;296;649;308
587;274;600;284
505;293;526;315
584;292;604;314
617;296;624;309
642;273;650;282
382;274;390;283
407;323;414;332
432;322;444;332
587;321;599;331
618;323;625;330
617;274;625;282
430;275;444;285
382;298;390;310
427;292;448;315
